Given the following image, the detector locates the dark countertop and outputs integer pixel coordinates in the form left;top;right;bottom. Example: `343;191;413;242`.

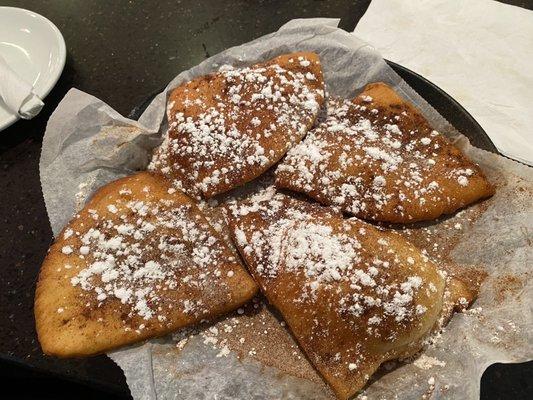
0;1;531;399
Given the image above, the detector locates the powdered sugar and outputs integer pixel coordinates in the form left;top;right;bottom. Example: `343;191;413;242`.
61;245;73;255
413;354;447;370
229;193;441;325
64;183;236;323
150;54;324;198
228;193;447;394
276;222;362;283
276;90;489;222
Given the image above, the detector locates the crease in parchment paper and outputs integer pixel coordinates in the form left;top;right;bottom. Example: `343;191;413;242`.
39;18;532;400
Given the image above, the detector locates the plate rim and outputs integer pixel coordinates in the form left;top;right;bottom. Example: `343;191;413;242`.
0;6;67;131
386;60;497;154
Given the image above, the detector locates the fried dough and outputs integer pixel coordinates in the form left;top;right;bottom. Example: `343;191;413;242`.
151;52;324;198
227;191;476;399
276;82;494;223
35;172;257;357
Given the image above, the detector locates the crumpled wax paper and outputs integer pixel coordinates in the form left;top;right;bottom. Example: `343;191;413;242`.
39;18;532;400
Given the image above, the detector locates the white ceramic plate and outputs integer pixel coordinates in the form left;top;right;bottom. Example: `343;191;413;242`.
0;7;66;131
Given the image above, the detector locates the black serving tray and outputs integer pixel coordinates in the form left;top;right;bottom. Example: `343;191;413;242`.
1;59;530;400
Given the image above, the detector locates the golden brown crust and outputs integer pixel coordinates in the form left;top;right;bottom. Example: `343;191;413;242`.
151;52;325;198
226;192;472;399
276;82;495;223
35;172;257;357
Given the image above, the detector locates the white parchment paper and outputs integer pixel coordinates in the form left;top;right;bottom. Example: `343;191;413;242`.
39;19;532;399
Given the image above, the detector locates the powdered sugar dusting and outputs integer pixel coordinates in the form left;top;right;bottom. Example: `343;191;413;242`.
150;53;324;198
276;88;491;222
60;177;244;327
228;192;446;383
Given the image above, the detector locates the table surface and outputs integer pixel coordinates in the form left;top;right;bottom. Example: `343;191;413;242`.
0;1;531;399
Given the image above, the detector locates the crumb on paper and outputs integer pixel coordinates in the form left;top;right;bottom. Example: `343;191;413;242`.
414;354;446;370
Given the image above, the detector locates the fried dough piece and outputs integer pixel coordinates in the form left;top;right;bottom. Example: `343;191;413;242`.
276;82;494;223
227;191;476;399
150;52;325;198
35;172;257;357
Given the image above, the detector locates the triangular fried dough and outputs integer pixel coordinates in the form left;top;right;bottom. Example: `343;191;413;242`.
35;172;257;357
276;82;494;223
151;52;325;198
227;191;476;399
